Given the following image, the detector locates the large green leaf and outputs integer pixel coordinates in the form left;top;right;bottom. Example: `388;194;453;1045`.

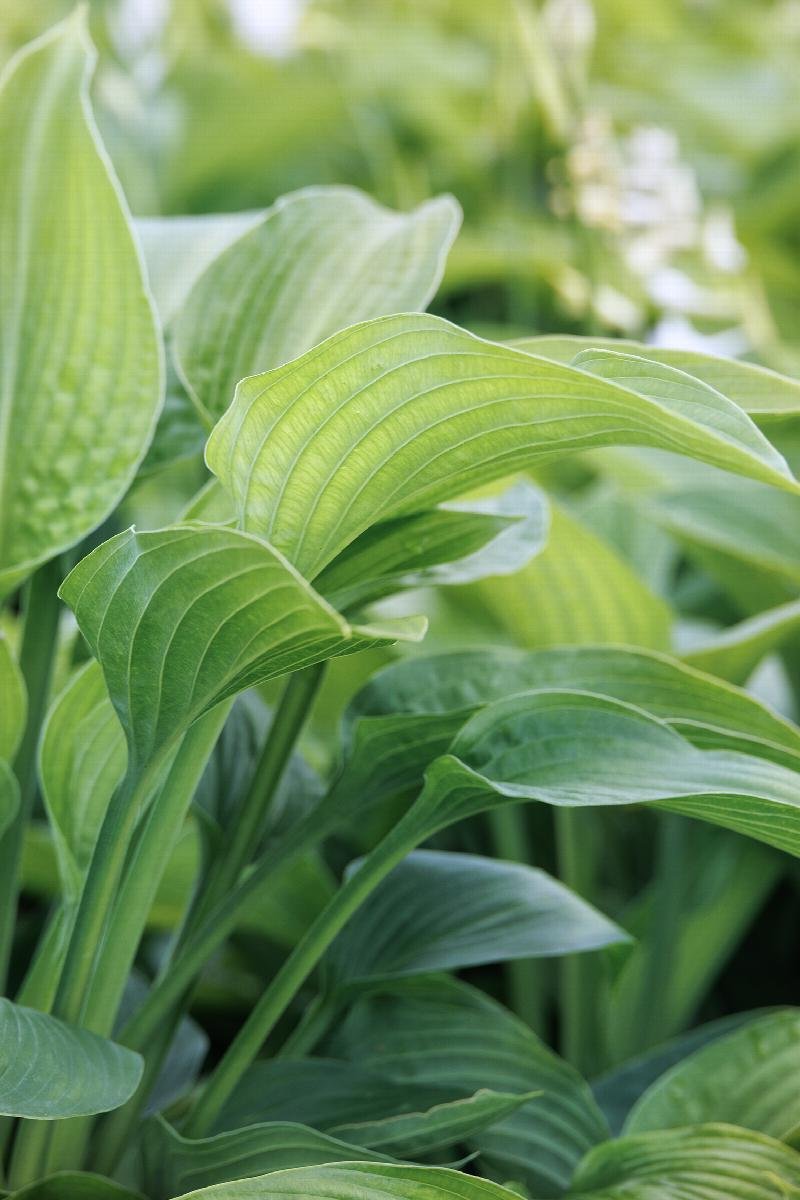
0;998;142;1118
682;598;800;684
625;1010;800;1142
328;976;608;1196
315;480;549;612
175;188;461;425
514;335;800;425
170;1163;519;1200
417;689;800;856
0;635;26;761
59;526;424;772
144;1117;389;1200
0;12;162;596
206;314;798;582
322;849;627;991
568;1124;800;1199
39;661;126;903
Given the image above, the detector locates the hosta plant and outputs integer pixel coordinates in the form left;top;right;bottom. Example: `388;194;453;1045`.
2;13;800;1200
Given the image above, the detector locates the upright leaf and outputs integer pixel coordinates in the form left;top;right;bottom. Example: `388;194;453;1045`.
207;315;797;582
0;998;142;1118
0;635;26;761
0;13;162;596
175;188;461;425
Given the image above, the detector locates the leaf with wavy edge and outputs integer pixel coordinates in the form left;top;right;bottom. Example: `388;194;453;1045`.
682;598;800;684
0;13;162;597
323;849;627;991
568;1124;800;1199
59;526;424;772
206;314;797;582
0;997;142;1118
514;334;800;424
625;1009;800;1142
415;689;800;857
175;188;461;425
170;1162;520;1200
39;661;126;903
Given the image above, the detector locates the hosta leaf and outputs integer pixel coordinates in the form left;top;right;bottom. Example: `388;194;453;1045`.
0;635;26;761
463;504;671;651
0;761;19;841
0;998;142;1118
331;1090;540;1157
39;661;126;903
592;1012;759;1135
175;188;461;425
0;13;162;596
568;1124;800;1199
170;1162;519;1200
625;1009;800;1142
682;598;800;684
514;335;800;424
59;526;424;772
315;480;549;612
323;849;627;990
206;314;798;581
135;210;263;328
8;1174;144;1199
144;1117;389;1200
328;976;607;1195
418;689;800;856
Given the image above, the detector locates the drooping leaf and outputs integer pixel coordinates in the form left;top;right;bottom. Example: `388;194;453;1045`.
135;210;263;328
0;998;142;1118
328;976;608;1196
143;1117;389;1200
416;689;800;857
682;598;800;684
625;1009;800;1142
315;480;549;612
39;661;126;903
322;849;627;991
206;314;798;583
0;12;163;596
331;1089;540;1157
567;1124;800;1199
169;1162;520;1200
462;504;671;651
0;635;26;761
592;1012;760;1135
8;1174;145;1199
514;335;800;425
59;526;424;773
175;188;461;426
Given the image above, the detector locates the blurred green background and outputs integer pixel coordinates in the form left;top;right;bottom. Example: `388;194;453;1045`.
6;0;800;366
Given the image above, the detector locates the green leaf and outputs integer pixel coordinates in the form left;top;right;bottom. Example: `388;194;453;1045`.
59;526;424;773
136;210;263;328
682;599;800;684
322;849;628;990
331;1090;540;1157
39;661;126;903
315;480;549;612
462;504;671;651
568;1124;800;1199
0;12;163;596
625;1010;800;1142
328;976;608;1196
0;997;142;1118
0;634;26;761
0;761;19;841
514;335;800;425
8;1174;144;1199
169;1162;520;1200
175;188;461;425
419;689;800;856
206;315;799;583
144;1117;390;1200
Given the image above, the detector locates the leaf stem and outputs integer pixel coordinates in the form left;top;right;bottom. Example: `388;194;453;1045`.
0;560;61;992
183;809;423;1137
276;991;340;1059
556;806;600;1074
